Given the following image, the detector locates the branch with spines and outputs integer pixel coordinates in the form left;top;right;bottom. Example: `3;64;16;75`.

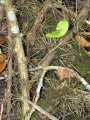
29;65;90;117
29;65;90;91
21;97;58;120
0;0;30;119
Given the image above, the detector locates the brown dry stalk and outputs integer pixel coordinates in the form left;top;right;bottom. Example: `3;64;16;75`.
0;5;4;22
26;99;58;120
26;0;52;46
2;0;30;119
77;0;90;27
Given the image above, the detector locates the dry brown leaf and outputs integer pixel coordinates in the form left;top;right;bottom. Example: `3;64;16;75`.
0;37;6;45
27;24;40;46
0;53;6;72
56;68;76;80
75;35;90;47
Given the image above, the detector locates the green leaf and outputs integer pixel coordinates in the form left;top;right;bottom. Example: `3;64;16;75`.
56;19;68;31
46;31;62;38
46;19;69;38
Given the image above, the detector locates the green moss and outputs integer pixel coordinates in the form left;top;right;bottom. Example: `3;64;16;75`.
71;42;90;81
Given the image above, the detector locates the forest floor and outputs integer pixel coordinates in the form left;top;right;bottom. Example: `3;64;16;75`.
0;0;90;120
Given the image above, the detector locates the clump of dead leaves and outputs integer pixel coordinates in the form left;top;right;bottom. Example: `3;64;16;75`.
56;67;76;80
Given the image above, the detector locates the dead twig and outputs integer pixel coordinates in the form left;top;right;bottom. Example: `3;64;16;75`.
21;97;58;120
0;103;3;120
27;0;52;46
29;65;90;91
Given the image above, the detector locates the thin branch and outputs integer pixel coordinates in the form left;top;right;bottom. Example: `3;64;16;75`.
77;0;90;26
29;65;90;91
0;103;3;120
29;70;46;118
21;97;58;120
27;0;52;46
0;77;5;80
1;0;30;119
6;15;13;120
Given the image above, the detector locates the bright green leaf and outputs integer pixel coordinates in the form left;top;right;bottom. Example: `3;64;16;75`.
56;19;68;31
46;19;69;38
46;31;62;38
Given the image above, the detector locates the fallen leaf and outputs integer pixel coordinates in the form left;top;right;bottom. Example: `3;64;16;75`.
56;68;76;80
75;35;90;54
0;53;6;72
85;37;90;42
75;35;90;46
0;37;6;45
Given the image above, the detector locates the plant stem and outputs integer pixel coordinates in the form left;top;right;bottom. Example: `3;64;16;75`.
3;0;30;119
6;24;12;120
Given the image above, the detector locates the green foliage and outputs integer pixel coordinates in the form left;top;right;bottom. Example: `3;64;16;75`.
46;19;69;38
71;42;90;80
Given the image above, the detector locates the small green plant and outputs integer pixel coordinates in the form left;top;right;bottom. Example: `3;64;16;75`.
46;19;69;38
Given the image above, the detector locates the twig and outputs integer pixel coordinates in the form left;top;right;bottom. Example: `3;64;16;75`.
29;65;90;91
27;0;52;46
77;0;90;27
29;70;46;118
6;16;13;120
54;2;77;18
0;103;3;120
0;77;5;80
29;64;90;118
76;73;90;90
25;99;58;120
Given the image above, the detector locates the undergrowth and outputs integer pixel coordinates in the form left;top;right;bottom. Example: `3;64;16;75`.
1;0;90;120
